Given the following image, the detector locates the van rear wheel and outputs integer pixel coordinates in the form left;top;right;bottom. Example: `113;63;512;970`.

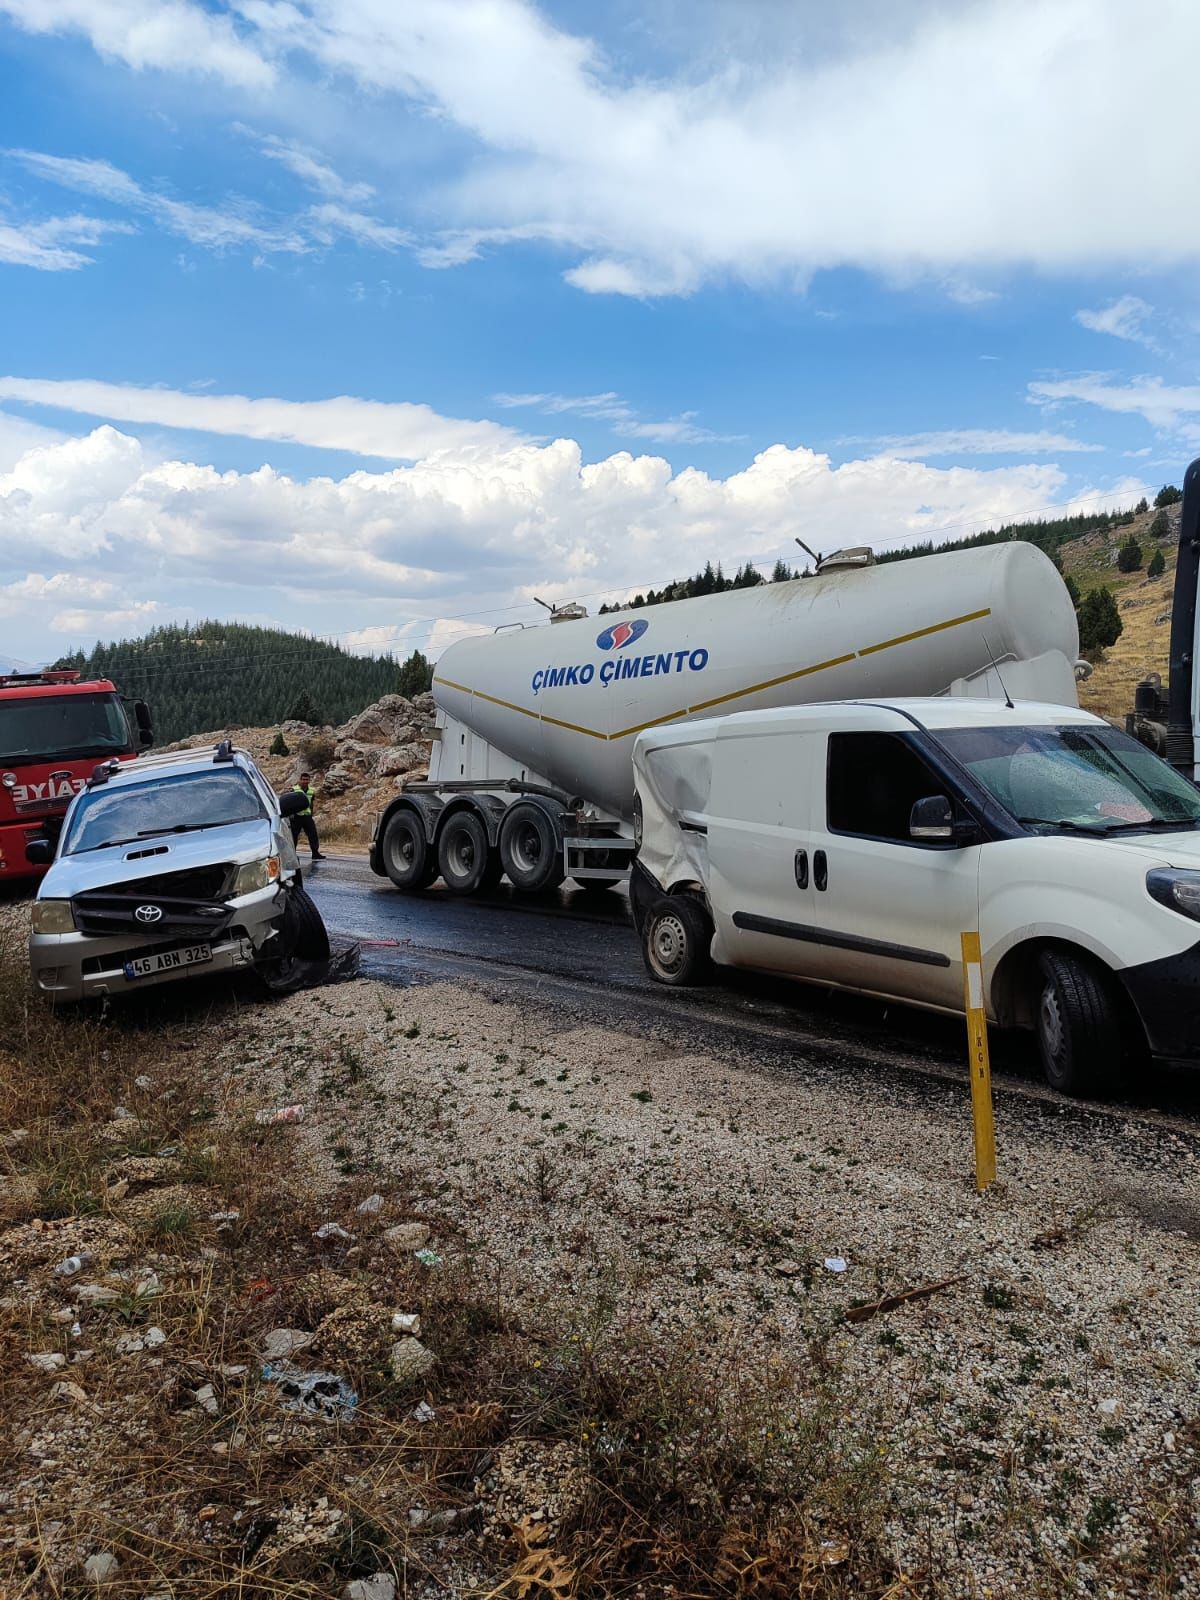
1035;949;1121;1096
642;895;713;987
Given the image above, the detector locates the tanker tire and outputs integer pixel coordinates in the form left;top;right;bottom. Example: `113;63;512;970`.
382;808;436;891
499;804;565;892
1034;948;1121;1096
642;895;713;987
438;810;491;895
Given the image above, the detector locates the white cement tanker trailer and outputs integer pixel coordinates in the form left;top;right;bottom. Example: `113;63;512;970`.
369;540;1081;896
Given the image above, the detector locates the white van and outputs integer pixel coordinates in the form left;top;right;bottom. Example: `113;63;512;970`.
631;699;1200;1094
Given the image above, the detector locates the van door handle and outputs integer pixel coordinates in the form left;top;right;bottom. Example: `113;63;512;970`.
794;849;808;889
814;849;828;892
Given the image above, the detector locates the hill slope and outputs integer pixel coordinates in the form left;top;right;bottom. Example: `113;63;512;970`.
53;622;403;745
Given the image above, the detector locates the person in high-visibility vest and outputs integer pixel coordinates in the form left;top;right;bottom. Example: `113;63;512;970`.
289;771;325;860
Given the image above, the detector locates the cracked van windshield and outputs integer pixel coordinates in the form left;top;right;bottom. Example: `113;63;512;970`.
938;723;1200;832
63;770;267;855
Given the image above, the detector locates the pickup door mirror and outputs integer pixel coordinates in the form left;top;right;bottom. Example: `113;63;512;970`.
910;794;955;842
25;837;53;865
278;790;308;818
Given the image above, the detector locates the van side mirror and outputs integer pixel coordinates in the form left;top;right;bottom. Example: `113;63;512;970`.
278;790;308;818
25;837;52;866
910;795;954;841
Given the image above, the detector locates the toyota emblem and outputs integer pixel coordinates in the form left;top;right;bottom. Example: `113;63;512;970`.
134;904;163;924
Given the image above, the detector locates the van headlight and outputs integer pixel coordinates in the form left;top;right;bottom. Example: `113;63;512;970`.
1147;869;1200;921
31;899;75;934
232;856;280;895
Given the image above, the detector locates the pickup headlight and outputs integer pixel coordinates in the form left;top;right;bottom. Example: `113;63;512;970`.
232;856;281;896
31;899;75;934
1147;869;1200;921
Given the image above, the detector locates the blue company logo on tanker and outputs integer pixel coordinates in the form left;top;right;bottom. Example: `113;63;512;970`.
531;621;709;695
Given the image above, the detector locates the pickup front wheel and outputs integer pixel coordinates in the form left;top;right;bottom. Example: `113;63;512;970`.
1034;949;1121;1095
641;895;713;987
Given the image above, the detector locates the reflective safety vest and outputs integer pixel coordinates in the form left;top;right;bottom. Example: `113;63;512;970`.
292;783;315;818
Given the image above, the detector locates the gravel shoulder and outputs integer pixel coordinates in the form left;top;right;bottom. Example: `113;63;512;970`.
236;972;1200;1596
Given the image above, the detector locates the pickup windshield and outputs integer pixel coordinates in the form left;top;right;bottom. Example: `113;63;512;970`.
0;693;131;767
938;723;1200;834
63;770;268;855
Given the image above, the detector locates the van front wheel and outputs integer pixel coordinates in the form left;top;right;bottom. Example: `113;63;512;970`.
642;896;713;987
1035;949;1120;1096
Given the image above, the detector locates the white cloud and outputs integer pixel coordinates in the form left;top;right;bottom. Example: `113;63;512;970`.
863;428;1103;459
51;600;162;635
0;409;65;469
1028;373;1200;433
229;0;1200;296
492;390;741;445
7;149;308;256
0;376;520;460
254;133;375;203
1074;295;1156;347
0;415;1142;654
0;210;134;270
9;1;1197;296
0;0;272;89
306;203;410;251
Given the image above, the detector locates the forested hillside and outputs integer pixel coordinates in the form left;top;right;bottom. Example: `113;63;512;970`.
53;623;429;745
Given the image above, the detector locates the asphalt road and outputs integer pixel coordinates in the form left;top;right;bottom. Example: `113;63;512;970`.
304;852;1200;1133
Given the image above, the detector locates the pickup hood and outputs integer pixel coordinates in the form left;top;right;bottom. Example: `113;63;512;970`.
40;818;276;899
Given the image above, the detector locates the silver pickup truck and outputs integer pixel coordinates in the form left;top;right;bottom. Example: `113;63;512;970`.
28;742;327;1002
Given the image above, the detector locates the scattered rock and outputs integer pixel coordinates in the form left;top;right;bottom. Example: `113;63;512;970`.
193;1383;219;1415
390;1336;436;1385
314;1221;355;1244
77;1284;119;1306
356;1193;385;1215
26;1352;66;1372
411;1400;436;1424
261;1327;314;1362
115;1326;166;1354
1098;1397;1122;1416
343;1574;397;1600
49;1380;88;1404
83;1551;120;1583
383;1222;430;1251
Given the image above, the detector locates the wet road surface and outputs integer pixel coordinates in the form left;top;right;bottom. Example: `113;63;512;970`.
303;852;1200;1135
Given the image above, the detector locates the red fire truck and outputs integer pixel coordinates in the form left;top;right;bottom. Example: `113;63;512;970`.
0;670;153;883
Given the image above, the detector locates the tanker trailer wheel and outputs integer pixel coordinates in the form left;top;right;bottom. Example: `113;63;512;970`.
437;810;492;895
499;803;565;892
1033;948;1121;1096
641;895;713;987
381;808;436;891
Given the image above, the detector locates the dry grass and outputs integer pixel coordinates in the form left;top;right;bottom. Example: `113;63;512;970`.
0;916;902;1600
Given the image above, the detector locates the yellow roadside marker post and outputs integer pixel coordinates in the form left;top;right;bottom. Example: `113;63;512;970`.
961;932;997;1191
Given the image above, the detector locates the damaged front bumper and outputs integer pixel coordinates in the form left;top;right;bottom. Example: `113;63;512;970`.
29;883;289;1003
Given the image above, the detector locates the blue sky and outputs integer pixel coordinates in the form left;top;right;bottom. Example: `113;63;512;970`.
0;0;1198;666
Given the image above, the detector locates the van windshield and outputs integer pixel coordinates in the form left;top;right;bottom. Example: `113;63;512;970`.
63;770;267;855
937;723;1200;834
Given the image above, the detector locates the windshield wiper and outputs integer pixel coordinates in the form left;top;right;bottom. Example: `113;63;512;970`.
1015;816;1108;834
135;820;258;837
1090;817;1200;833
